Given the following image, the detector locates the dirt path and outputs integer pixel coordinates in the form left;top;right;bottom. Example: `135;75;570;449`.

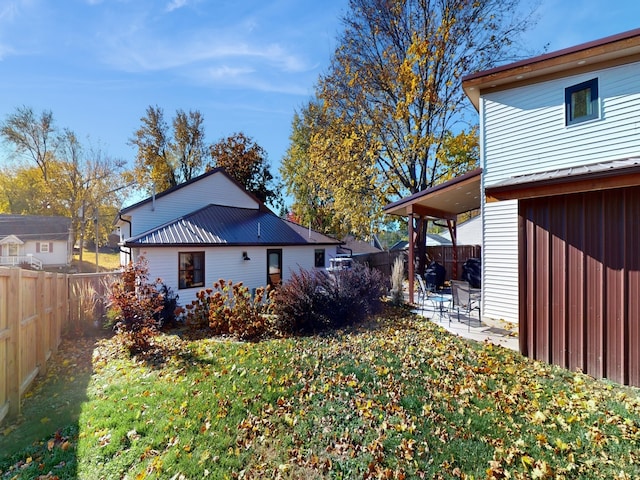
0;335;99;460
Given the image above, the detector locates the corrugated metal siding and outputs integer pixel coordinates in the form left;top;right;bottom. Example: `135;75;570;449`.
520;186;640;387
481;61;640;329
482;200;519;323
483;62;640;188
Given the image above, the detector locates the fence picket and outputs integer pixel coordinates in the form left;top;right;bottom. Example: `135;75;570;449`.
0;267;118;425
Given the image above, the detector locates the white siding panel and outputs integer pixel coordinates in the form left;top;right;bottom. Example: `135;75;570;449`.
483;62;640;187
482;200;519;324
127;173;259;236
137;245;339;307
479;61;640;326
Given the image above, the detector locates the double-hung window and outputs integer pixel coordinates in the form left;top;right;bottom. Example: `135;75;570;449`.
179;252;205;289
565;78;599;126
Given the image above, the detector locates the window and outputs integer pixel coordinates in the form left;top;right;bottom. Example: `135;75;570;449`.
40;242;50;253
178;252;205;289
267;249;282;287
314;249;326;268
565;78;599;125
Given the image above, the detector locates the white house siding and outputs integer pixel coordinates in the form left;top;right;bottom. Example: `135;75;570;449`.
25;240;69;267
481;200;519;323
480;61;640;325
124;174;259;237
140;245;339;307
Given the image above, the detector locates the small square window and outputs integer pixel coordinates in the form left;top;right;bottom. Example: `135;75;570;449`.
565;78;599;125
179;252;205;289
314;249;326;268
40;243;50;253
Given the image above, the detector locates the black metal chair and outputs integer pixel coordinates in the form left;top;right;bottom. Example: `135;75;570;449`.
450;280;480;331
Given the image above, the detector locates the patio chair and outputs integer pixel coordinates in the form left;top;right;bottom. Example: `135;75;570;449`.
417;274;449;320
450;280;480;331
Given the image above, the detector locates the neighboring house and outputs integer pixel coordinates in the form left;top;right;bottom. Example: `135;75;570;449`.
438;215;482;246
115;168;342;305
386;29;640;386
339;234;383;257
0;215;72;269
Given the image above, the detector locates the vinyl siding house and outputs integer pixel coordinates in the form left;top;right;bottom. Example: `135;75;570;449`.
115;168;341;305
0;215;72;269
463;28;640;386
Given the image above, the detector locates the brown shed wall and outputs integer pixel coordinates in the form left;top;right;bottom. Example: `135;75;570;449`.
519;186;640;387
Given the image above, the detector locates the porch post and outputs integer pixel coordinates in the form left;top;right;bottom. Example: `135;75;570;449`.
408;211;415;304
447;219;458;280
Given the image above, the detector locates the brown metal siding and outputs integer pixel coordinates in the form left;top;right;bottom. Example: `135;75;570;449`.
520;185;640;387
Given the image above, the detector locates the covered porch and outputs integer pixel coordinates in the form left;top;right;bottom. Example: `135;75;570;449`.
383;168;482;305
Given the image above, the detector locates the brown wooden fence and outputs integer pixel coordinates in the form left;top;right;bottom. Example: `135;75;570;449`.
0;268;119;425
427;245;481;281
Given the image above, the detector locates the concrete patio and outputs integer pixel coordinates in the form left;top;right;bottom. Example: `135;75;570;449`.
411;293;519;351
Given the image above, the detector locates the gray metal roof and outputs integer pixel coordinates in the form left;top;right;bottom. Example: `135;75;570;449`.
487;158;640;190
0;215;71;241
124;204;341;247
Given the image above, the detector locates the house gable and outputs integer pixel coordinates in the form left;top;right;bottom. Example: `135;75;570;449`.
118;169;262;238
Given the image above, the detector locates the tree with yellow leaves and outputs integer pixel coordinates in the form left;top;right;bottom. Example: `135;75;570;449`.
282;0;537;261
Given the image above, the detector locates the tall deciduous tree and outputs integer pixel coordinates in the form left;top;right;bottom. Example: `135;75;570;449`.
0;106;128;269
55;130;128;265
209;132;281;207
129;106;206;193
283;0;536;256
281;102;336;233
0;106;57;182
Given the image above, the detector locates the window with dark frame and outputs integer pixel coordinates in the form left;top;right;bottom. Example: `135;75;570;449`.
178;251;205;289
314;249;326;268
565;78;599;126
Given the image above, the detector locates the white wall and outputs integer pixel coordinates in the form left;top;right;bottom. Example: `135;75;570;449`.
139;244;339;306
480;61;640;325
24;240;69;267
123;173;259;237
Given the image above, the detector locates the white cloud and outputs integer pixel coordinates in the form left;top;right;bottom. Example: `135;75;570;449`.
165;0;188;13
207;65;255;79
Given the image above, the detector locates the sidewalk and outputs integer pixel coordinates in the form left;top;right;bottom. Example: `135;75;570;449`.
411;294;519;351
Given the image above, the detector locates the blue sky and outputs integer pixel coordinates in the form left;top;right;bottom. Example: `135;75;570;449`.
0;0;638;206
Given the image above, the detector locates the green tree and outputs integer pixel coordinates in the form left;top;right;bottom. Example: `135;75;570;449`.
0;165;50;214
0;107;127;269
281;102;336;232
209;132;281;207
55;130;128;267
283;0;536;261
0;106;57;182
129;106;206;193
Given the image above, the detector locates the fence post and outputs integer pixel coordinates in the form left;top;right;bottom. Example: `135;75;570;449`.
6;268;21;418
36;271;47;377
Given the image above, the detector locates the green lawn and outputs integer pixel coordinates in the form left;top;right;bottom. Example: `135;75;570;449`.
1;306;639;479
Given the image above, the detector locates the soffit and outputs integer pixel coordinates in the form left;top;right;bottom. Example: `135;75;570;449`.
383;169;482;220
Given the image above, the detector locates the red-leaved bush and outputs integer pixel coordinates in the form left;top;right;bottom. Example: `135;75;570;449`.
185;280;273;341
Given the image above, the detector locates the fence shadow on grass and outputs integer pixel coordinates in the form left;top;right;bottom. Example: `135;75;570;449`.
0;333;105;478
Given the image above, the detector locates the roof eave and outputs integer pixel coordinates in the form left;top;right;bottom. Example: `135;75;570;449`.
462;28;640;110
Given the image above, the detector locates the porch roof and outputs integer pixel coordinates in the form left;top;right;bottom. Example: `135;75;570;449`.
383;168;482;220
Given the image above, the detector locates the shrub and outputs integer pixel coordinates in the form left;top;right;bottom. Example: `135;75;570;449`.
270;268;332;334
107;257;165;354
272;262;386;334
185;280;273;341
154;283;181;329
